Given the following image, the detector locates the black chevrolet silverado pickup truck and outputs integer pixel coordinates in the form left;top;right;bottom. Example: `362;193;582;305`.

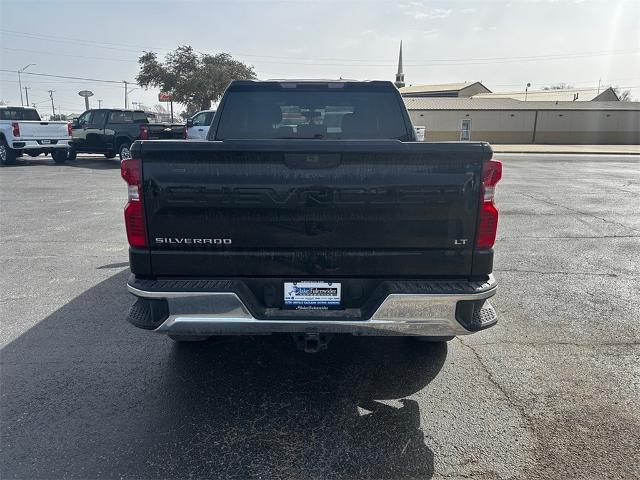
68;109;185;162
123;80;502;352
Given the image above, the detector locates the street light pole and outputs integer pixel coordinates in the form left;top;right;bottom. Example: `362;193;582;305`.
123;81;128;109
525;82;531;102
24;87;30;105
17;64;36;106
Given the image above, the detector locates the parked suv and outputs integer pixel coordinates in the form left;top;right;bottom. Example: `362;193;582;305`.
68;109;185;162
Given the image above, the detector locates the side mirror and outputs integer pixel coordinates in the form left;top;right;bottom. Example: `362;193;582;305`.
71;120;80;129
186;118;194;128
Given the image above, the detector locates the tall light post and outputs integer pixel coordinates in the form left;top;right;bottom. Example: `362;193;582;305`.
17;64;36;106
123;81;140;109
525;82;531;102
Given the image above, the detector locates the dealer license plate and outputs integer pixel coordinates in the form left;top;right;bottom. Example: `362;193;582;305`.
284;281;341;309
40;140;51;144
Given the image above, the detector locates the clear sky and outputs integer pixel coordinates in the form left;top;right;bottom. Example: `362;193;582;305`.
1;0;639;116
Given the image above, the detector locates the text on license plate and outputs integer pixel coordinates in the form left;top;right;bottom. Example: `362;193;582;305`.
284;281;341;309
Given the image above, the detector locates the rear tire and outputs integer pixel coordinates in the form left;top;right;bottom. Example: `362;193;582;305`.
0;138;17;166
52;149;68;164
67;148;77;161
413;336;455;343
118;142;132;161
169;334;210;342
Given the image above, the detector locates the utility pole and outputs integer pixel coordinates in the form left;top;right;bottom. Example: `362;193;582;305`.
98;99;102;108
48;90;56;118
24;86;30;105
123;81;128;109
597;78;601;95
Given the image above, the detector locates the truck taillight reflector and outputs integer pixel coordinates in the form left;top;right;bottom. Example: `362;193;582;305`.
11;122;20;137
476;159;502;249
67;122;72;136
121;158;148;248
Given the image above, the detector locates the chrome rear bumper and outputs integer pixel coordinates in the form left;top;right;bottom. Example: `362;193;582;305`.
127;275;497;337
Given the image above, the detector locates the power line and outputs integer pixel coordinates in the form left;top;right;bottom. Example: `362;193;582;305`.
1;47;140;63
0;69;134;85
2;28;639;66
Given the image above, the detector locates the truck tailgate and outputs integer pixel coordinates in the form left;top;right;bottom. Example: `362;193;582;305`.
17;121;69;140
147;124;185;140
139;140;490;277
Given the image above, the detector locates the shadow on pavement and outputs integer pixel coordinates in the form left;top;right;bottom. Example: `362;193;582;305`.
1;156;120;170
1;270;447;479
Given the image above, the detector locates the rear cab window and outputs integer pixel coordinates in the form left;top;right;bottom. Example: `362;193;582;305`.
0;108;41;121
215;82;412;140
108;111;134;123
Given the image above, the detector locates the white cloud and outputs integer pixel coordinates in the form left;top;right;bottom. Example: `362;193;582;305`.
413;8;452;20
462;8;476;14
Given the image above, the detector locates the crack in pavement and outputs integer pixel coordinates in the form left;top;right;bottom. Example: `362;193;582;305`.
457;337;535;433
517;192;640;235
462;341;640;348
494;268;624;278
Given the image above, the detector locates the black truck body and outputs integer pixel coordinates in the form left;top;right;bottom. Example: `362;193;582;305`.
70;109;185;161
124;80;501;351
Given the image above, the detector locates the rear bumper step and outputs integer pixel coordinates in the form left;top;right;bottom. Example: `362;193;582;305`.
126;275;497;337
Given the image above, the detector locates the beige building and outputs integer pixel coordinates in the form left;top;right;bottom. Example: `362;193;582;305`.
472;86;619;102
404;97;640;145
400;81;491;98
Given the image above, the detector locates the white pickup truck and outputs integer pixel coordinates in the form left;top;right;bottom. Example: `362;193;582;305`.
0;106;72;165
185;109;216;139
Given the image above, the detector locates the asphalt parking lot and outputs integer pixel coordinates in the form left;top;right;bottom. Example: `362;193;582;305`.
1;153;639;480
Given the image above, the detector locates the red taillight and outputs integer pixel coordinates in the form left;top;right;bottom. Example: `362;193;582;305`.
11;122;20;137
67;122;72;136
121;158;148;248
476;159;502;249
140;125;149;140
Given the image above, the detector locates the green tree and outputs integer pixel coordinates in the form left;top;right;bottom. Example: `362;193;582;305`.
136;45;256;115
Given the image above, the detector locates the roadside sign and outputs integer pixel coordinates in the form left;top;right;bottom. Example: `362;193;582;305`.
158;92;172;102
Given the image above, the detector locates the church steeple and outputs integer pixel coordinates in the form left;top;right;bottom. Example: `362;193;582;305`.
394;41;405;88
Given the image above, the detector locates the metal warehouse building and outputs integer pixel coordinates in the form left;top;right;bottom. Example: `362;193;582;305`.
403;97;640;144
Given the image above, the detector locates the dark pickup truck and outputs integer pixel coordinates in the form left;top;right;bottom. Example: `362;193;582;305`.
68;109;185;162
123;80;502;352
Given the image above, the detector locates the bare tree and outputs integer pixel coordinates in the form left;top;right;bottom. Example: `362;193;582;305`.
612;87;633;101
542;83;574;91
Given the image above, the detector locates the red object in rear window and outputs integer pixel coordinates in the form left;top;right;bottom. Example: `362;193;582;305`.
476;159;502;249
140;125;149;140
11;122;20;137
121;158;148;248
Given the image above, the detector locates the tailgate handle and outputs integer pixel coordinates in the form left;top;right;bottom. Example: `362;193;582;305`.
284;153;341;169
